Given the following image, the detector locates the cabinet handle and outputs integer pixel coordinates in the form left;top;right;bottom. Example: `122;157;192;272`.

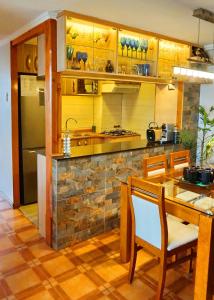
84;140;88;145
26;55;32;71
34;56;38;72
77;141;82;146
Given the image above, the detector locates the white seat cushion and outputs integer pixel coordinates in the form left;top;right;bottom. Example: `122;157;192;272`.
167;214;183;223
167;217;198;251
187;224;199;231
174;162;189;169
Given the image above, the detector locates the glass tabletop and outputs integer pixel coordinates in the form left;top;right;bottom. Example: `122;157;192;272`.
148;174;214;216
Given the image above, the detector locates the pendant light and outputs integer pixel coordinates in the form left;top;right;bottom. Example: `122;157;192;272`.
173;8;214;82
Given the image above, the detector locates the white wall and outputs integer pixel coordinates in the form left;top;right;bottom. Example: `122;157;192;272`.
0;43;13;203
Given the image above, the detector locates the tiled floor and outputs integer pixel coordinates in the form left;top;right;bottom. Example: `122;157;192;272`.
19;204;38;227
0;196;196;300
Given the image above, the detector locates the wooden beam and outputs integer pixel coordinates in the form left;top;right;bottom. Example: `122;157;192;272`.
11;22;46;46
193;8;214;24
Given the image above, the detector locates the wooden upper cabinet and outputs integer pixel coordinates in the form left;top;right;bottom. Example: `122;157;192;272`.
17;43;38;74
158;39;190;79
57;11;192;82
57;15;117;73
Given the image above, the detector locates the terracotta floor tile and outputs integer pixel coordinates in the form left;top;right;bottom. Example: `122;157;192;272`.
0;209;22;220
117;279;155;300
100;234;119;245
0;236;14;252
0;200;195;300
0;280;7;299
17;227;40;243
94;259;127;282
73;244;104;262
0;201;11;210
29;241;55;258
23;289;56;300
5;268;41;294
8;216;32;230
42;255;74;277
60;273;97;300
0;251;26;273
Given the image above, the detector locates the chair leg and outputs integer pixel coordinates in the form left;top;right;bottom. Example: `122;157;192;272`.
156;255;167;300
128;241;137;283
189;248;194;273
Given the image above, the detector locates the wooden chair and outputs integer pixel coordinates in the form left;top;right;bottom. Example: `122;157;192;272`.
170;150;190;170
143;154;167;177
128;177;198;300
143;154;183;223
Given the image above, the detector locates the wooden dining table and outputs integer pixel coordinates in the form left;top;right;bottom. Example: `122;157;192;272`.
120;170;214;300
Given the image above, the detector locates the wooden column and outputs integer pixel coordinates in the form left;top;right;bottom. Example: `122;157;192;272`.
120;182;131;263
10;43;20;208
44;19;57;246
176;81;184;129
194;215;214;300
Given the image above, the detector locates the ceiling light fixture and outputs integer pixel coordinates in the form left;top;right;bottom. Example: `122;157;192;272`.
173;66;214;80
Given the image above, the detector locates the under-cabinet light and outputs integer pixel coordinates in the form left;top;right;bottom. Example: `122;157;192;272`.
173;66;214;80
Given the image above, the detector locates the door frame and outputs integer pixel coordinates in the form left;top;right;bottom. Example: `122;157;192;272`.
11;19;58;246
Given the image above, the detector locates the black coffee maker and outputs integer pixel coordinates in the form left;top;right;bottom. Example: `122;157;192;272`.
183;166;214;185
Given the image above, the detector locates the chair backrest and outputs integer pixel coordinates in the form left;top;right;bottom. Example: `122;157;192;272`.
170;150;190;170
143;154;167;177
128;177;167;252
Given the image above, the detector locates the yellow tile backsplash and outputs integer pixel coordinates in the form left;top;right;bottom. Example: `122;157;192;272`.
61;82;178;138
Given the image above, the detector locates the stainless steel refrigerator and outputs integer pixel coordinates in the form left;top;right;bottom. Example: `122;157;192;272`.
19;74;45;205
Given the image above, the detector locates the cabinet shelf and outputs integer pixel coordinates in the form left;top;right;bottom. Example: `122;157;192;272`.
66;43;116;53
61;69;170;84
118;55;155;63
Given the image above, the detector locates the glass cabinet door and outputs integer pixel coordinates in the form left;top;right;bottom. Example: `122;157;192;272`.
65;16;117;73
117;29;158;77
158;40;190;79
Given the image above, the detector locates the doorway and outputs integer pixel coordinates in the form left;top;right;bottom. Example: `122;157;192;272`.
10;19;58;246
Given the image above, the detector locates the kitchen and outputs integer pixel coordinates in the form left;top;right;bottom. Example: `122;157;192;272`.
12;10;201;244
1;5;214;300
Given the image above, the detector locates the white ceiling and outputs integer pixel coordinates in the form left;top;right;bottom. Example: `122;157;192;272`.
0;0;214;45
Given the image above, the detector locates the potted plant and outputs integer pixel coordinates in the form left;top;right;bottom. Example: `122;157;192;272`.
180;129;197;163
198;105;214;166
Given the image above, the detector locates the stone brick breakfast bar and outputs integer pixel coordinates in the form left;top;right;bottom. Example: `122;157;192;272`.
50;140;180;249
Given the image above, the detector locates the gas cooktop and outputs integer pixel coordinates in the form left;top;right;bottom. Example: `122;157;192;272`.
101;129;138;136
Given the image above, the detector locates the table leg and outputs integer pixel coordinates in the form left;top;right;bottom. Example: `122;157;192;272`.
120;183;131;263
194;215;214;300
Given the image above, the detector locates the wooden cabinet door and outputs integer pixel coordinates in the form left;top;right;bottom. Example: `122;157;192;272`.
17;44;38;73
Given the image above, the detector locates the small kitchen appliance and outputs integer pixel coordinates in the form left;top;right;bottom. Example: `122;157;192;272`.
146;122;162;142
161;123;174;143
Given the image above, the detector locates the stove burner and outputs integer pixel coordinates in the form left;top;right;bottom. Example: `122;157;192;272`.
101;129;138;136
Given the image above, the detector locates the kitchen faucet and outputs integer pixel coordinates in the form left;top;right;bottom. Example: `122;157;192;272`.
65;117;78;131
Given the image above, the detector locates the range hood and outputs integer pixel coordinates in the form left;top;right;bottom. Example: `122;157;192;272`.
101;81;140;94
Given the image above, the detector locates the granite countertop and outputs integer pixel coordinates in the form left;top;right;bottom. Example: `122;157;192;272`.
52;139;175;160
62;132;141;140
